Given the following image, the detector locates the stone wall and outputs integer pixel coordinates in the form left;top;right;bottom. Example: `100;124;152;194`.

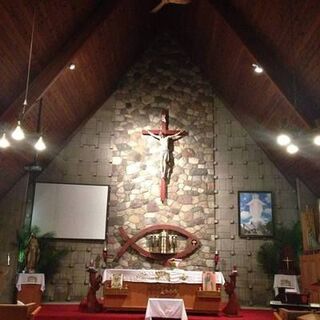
213;102;298;305
3;35;300;305
36;98;114;301
107;36;216;272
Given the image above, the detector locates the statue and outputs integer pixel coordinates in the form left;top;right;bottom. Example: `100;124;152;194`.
147;130;184;180
25;233;40;273
223;266;241;316
79;263;103;313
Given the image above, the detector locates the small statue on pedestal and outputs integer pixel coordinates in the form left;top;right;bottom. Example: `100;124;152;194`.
25;233;40;273
223;266;241;316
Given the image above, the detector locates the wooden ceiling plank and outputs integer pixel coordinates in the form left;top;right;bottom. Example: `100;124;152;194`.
210;0;315;129
0;0;121;125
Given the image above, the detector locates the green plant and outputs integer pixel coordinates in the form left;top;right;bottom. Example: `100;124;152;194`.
257;222;302;275
17;225;68;280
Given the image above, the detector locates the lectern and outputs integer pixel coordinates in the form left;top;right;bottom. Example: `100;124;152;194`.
16;273;45;306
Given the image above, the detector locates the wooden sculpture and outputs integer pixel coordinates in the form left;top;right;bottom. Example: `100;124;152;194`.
223;266;241;316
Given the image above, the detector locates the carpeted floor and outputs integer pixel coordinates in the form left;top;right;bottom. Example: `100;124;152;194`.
34;304;273;320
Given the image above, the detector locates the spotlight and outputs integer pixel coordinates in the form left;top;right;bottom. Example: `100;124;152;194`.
252;64;263;74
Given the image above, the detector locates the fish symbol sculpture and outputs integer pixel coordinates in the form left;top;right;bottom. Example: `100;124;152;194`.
115;224;201;261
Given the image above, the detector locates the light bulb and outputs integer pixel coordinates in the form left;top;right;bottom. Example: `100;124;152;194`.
277;134;291;146
286;143;299;154
34;136;46;151
12;121;25;141
252;64;263;74
0;133;10;148
313;135;320;146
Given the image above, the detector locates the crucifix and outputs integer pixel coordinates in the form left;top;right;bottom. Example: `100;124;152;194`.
142;109;187;203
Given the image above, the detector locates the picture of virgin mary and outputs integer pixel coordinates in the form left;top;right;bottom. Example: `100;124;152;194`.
238;191;273;237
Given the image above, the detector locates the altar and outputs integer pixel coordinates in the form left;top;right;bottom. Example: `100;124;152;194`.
102;269;225;314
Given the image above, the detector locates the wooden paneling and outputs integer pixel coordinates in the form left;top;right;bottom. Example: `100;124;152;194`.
300;253;320;303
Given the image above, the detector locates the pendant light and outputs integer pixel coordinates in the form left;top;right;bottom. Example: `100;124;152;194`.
0;133;10;149
34;98;46;151
12;9;36;141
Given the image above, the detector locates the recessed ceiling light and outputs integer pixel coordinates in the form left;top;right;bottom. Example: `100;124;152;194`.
69;63;76;70
252;63;263;74
313;135;320;146
286;144;299;154
277;134;291;146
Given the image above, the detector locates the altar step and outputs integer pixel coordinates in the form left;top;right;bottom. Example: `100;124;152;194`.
34;304;272;320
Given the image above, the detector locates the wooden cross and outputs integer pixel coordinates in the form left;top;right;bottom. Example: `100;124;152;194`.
142;109;187;203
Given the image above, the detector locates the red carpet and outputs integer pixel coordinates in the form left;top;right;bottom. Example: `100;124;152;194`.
35;304;273;320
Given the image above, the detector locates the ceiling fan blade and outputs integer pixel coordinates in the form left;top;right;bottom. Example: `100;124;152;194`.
151;0;191;13
151;1;167;13
168;0;191;4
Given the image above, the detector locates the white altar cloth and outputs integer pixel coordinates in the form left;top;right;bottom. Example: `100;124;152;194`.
273;274;300;296
103;269;225;285
145;298;188;320
16;273;45;291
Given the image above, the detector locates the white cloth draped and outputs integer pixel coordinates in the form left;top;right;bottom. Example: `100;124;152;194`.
103;269;225;285
145;298;188;320
273;274;300;296
16;273;45;291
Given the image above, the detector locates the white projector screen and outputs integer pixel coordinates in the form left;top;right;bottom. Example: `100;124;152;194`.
31;182;109;240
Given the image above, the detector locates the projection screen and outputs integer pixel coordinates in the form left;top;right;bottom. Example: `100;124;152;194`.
31;182;109;240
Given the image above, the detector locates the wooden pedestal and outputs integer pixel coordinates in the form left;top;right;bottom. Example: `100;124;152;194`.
17;284;42;306
103;281;221;314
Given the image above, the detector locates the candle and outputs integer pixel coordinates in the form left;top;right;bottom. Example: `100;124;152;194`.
7;253;10;266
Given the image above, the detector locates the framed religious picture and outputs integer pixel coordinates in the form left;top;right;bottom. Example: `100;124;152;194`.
238;191;274;238
111;273;123;289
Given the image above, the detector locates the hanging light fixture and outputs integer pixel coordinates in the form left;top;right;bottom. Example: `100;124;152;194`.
34;98;46;151
0;133;10;149
12;9;36;142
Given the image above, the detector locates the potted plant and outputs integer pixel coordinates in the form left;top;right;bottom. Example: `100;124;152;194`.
257;222;302;276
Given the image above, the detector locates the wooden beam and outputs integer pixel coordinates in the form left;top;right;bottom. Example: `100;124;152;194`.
1;0;120;123
210;0;316;128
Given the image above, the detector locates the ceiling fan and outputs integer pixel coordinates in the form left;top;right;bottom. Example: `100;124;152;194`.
151;0;191;13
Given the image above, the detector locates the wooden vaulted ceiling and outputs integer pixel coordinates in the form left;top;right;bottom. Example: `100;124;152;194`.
0;0;320;199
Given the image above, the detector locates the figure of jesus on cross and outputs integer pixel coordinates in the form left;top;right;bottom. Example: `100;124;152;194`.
142;109;187;202
146;129;184;179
